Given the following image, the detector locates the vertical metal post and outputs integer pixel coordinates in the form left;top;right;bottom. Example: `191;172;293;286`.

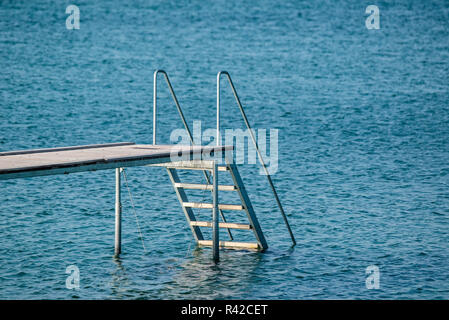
217;71;296;246
153;72;157;145
114;168;122;257
216;73;220;146
212;161;219;262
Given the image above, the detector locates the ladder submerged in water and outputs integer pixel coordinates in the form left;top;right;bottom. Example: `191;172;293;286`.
152;159;268;252
151;70;295;261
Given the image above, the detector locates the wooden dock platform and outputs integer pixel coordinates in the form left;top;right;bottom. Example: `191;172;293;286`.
0;142;232;180
0;69;296;262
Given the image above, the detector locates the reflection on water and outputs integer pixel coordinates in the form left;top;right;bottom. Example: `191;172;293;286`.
106;245;267;299
161;247;264;299
109;257;131;299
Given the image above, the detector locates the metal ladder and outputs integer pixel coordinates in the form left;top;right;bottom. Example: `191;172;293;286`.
152;70;295;260
152;159;268;251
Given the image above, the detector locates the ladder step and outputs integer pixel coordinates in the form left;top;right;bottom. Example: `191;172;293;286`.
190;221;252;230
152;161;229;171
183;202;244;210
174;183;237;191
198;240;260;250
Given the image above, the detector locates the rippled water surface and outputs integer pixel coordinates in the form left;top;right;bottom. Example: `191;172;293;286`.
1;0;449;299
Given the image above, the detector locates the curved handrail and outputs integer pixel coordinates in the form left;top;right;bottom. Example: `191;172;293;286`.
217;71;296;245
154;70;234;240
153;70;193;145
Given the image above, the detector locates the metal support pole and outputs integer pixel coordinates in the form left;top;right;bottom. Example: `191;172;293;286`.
114;168;122;257
153;71;157;145
212;161;219;262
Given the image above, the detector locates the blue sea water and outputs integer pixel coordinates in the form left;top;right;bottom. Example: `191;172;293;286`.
0;0;449;299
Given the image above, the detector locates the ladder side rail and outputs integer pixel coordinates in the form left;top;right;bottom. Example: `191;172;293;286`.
217;71;296;246
225;157;268;250
166;168;204;242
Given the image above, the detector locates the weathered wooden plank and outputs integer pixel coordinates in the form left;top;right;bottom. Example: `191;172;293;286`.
151;162;230;172
0;142;135;157
183;202;244;211
197;240;260;250
0;144;233;180
151;160;215;170
173;183;236;191
190;221;252;230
